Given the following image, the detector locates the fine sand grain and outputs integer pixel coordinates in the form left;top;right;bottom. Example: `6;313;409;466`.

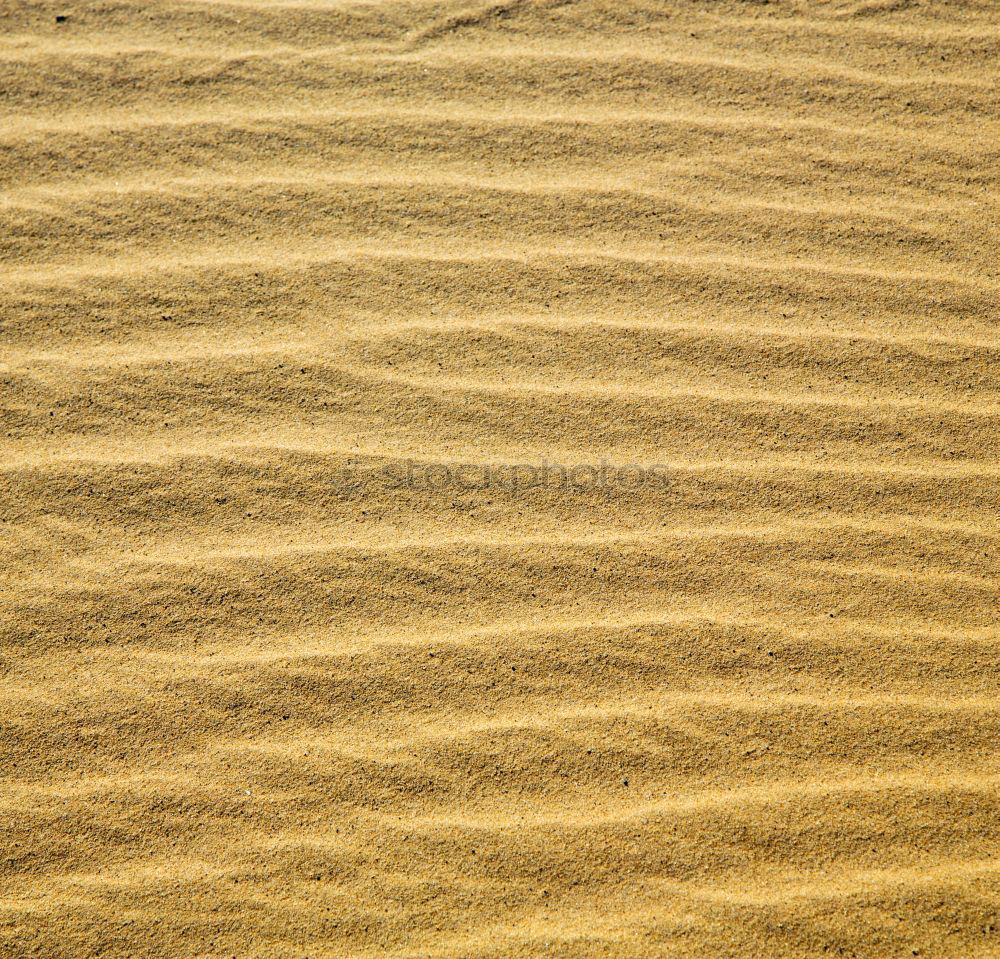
1;0;998;956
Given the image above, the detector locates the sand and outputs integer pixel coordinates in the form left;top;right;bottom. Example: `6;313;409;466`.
1;0;998;955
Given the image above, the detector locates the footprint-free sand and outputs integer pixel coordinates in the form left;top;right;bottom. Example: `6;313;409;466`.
1;0;998;956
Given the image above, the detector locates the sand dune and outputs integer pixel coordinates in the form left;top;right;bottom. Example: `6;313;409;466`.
1;0;998;956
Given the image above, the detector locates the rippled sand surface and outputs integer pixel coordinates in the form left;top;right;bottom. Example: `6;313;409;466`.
1;0;998;955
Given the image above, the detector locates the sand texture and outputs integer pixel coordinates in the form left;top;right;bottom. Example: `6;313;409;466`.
1;0;998;955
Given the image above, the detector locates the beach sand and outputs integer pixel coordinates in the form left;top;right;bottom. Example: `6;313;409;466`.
1;0;998;955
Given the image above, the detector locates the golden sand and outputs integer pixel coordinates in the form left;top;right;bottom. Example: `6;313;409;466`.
1;0;998;955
